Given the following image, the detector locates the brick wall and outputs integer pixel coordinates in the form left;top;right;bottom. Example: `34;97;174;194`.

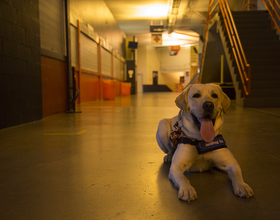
0;0;42;129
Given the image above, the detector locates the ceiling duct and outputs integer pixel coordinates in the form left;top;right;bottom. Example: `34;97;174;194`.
168;0;181;34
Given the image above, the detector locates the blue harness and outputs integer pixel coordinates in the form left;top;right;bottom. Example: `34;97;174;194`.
169;122;227;154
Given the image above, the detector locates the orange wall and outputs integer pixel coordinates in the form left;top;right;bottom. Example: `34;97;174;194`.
41;55;123;118
115;81;121;97
80;73;100;102
75;72;123;103
41;56;68;117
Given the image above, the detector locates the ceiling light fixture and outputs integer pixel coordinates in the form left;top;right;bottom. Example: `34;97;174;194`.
137;3;169;19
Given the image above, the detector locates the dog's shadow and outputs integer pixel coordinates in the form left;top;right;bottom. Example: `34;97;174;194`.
157;161;233;203
158;162;170;177
157;161;173;187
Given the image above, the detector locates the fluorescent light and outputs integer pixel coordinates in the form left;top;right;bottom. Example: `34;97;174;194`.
170;32;189;39
160;32;199;46
136;4;169;19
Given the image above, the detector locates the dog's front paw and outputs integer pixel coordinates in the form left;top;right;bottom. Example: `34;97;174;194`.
233;182;254;198
178;185;197;202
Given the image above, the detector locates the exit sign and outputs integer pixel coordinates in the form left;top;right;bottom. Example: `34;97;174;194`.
150;25;164;33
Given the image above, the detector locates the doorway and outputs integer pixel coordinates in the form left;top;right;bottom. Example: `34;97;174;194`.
152;71;158;85
137;73;143;93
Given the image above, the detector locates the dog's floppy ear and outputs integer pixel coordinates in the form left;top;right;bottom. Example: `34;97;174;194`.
216;85;230;112
175;84;192;111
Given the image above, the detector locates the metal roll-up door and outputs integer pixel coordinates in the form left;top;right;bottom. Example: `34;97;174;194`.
114;56;120;79
70;25;78;67
39;0;65;56
101;48;111;76
80;33;98;72
121;62;126;80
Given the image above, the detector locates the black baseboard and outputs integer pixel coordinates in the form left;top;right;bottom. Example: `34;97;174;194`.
143;85;172;92
221;87;236;100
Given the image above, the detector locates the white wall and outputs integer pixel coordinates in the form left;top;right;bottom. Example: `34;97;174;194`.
158;46;191;73
160;72;187;91
257;0;266;10
136;45;191;91
137;45;161;85
146;46;161;85
137;46;147;82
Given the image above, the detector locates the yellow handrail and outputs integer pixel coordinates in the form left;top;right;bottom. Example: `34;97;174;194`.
262;0;280;33
220;0;251;96
199;0;218;83
276;0;280;8
200;0;251;96
210;1;219;15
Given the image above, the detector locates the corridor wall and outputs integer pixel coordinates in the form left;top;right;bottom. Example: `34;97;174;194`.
0;0;42;129
70;20;126;103
40;0;68;117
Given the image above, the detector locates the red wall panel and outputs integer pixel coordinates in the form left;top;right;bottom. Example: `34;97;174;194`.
80;73;100;102
41;56;67;117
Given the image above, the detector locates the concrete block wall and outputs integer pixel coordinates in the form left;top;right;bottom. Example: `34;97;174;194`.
0;0;42;129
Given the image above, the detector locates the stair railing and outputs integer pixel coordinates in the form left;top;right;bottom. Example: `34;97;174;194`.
200;0;251;96
197;0;215;83
242;0;256;11
219;0;251;96
262;0;280;33
199;0;218;83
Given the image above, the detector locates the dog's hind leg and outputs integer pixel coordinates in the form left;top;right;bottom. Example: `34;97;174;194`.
163;153;173;163
156;118;173;154
156;116;179;162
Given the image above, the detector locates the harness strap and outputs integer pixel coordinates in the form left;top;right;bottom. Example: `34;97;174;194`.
177;136;199;147
169;121;227;154
178;135;227;154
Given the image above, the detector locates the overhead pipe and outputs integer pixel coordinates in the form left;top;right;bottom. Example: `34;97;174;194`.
167;0;181;34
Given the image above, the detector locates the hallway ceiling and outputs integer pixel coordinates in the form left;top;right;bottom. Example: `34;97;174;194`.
104;0;209;46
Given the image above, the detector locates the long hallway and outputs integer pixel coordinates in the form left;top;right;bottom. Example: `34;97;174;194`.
1;92;280;219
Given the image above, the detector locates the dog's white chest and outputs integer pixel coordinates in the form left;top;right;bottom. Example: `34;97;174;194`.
188;155;214;172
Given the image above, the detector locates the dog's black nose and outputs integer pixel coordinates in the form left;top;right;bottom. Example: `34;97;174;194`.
203;101;214;111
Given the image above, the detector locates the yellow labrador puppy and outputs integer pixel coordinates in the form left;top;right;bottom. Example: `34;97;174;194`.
156;83;253;202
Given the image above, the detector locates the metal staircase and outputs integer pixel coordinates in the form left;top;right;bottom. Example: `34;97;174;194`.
219;10;280;107
200;0;280;107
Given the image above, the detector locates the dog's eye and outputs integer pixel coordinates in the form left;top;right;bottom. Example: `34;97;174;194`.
211;93;218;98
192;93;201;98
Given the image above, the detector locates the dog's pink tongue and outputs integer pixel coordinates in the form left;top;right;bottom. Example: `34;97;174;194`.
199;118;215;142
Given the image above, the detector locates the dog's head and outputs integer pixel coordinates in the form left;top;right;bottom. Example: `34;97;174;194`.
175;83;230;142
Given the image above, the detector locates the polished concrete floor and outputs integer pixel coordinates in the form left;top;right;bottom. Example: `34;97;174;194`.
1;92;280;220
